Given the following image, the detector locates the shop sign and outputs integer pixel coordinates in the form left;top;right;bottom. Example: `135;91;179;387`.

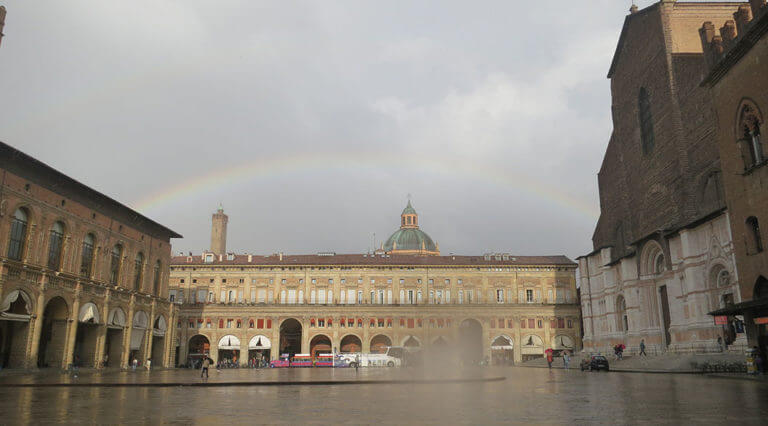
714;316;728;325
753;317;768;325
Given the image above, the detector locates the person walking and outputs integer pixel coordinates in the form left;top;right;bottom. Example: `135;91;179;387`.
201;357;210;379
563;352;570;369
131;358;138;371
146;358;151;371
639;339;647;356
546;350;553;369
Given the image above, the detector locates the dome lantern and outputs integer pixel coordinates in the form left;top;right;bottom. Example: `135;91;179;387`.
384;200;440;256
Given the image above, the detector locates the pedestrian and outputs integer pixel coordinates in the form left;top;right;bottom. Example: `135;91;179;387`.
355;353;360;372
639;339;647;356
103;354;109;368
546;350;553;369
717;336;724;353
132;358;138;371
146;358;151;371
563;351;570;369
201;357;210;379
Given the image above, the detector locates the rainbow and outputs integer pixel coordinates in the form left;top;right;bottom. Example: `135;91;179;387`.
131;151;600;220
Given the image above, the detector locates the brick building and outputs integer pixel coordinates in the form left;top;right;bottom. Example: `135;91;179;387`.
578;1;748;355
168;203;580;366
0;142;182;369
701;1;768;353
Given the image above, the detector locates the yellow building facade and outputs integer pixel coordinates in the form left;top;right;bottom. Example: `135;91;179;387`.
170;204;581;366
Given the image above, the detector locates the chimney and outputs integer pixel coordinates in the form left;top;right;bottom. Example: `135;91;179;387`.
210;205;228;255
0;6;6;48
699;22;717;67
720;20;737;46
750;0;766;19
279;252;283;261
734;6;753;36
248;254;253;263
630;4;638;14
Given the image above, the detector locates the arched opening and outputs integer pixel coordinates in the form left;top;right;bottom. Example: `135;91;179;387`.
151;316;167;367
616;295;628;333
279;318;302;357
370;334;392;354
187;335;210;368
309;334;332;359
218;335;241;366
133;252;144;292
104;307;126;368
339;335;362;353
129;311;149;366
491;335;514;366
79;233;95;277
458;319;483;364
520;334;544;362
73;302;101;368
37;296;69;368
746;216;764;254
0;290;32;368
110;245;123;286
737;101;764;168
248;335;271;367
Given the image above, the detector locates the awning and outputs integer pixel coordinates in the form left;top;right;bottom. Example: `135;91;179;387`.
218;335;241;350
552;335;574;350
153;316;167;337
108;307;126;329
133;311;148;329
0;290;32;316
79;303;101;324
709;299;768;316
249;335;271;349
130;329;145;350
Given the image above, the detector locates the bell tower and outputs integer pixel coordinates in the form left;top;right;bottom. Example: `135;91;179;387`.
210;205;228;255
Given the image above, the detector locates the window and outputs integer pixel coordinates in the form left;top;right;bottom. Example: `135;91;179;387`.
739;102;764;168
747;216;764;254
152;260;161;295
526;289;534;303
496;289;504;303
458;290;463;304
110;245;123;285
47;222;65;270
7;208;29;261
654;253;666;274
408;289;414;304
80;233;95;277
638;87;655;154
458;279;463;285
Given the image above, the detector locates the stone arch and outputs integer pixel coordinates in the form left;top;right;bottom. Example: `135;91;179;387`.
520;334;544;361
458;318;483;362
640;239;665;276
309;334;332;358
339;334;362;353
0;289;33;368
735;98;763;138
187;334;210;367
78;302;100;324
74;301;101;367
755;276;768;300
370;334;392;353
129;310;149;364
150;314;167;367
103;306;126;368
37;296;69;368
279;318;302;356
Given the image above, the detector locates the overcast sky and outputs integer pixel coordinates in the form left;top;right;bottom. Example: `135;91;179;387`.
0;1;665;259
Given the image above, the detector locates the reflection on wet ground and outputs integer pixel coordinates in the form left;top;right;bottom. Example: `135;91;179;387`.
0;367;766;424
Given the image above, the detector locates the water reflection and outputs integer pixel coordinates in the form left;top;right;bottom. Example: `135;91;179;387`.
0;368;767;424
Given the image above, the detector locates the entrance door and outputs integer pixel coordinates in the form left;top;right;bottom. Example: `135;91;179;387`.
659;285;671;347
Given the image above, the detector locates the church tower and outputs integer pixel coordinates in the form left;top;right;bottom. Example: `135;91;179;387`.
210;205;228;255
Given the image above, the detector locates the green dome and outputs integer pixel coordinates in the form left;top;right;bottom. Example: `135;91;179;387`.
384;228;437;252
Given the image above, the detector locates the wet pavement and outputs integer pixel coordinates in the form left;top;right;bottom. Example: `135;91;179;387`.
0;367;766;424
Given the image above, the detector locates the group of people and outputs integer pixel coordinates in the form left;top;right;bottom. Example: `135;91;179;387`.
130;358;152;371
545;349;572;369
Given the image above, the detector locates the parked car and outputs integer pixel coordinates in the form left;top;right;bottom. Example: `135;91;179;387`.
581;355;610;371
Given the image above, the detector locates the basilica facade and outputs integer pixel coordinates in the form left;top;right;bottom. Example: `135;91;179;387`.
169;203;581;366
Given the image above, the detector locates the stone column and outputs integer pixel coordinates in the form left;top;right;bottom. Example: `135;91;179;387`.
121;297;135;369
26;290;47;369
63;296;81;369
145;300;156;366
94;300;109;368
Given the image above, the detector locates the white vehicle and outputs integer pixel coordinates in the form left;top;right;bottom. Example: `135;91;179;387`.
338;347;402;367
